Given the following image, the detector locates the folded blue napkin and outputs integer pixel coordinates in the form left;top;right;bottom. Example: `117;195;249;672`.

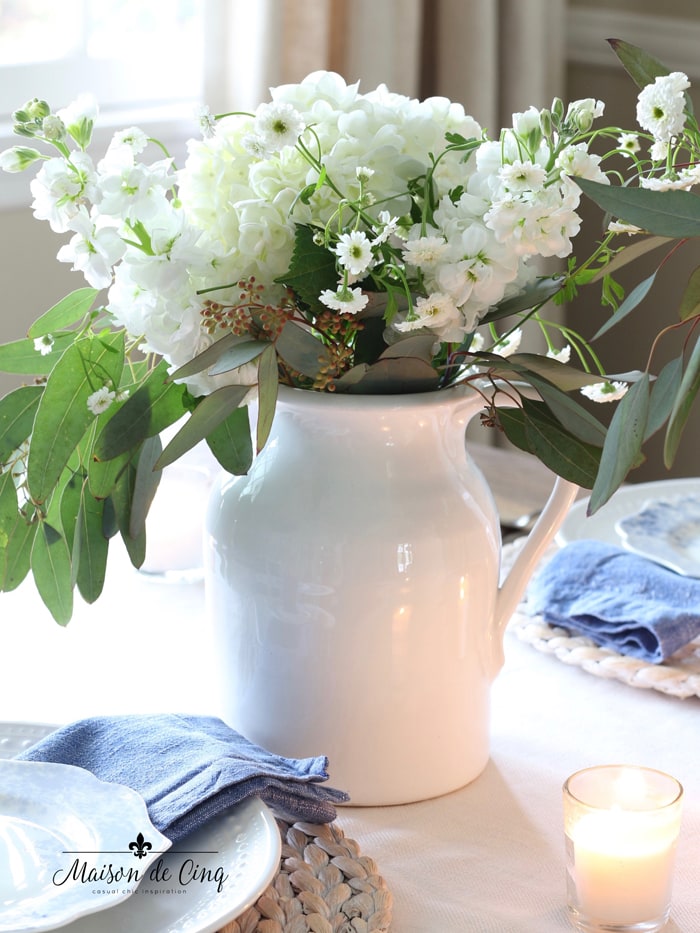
17;714;349;842
525;539;700;663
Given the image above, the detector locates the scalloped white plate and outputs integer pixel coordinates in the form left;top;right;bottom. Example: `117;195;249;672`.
556;477;700;547
0;759;171;932
0;723;282;933
616;494;700;576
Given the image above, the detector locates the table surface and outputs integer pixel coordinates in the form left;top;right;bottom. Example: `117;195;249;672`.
1;448;698;932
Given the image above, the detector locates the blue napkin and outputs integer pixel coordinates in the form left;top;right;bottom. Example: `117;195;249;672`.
525;539;700;663
17;714;350;842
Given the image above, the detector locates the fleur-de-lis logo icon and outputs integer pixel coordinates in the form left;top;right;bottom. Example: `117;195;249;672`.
129;832;153;859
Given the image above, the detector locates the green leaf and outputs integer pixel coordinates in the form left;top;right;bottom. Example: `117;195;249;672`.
518;373;607;446
276;322;332;379
75;488;109;603
498;399;602;487
576;179;700;238
502;353;607;391
589;375;651;512
646;357;683;440
0;332;77;375
156;385;250;469
59;471;84;569
87;449;132;500
678;266;700;321
256;345;279;453
30;521;73;625
94;360;186;461
607;38;670;89
27;288;99;338
206;405;253;475
275;225;338;313
592;271;657;340
1;515;36;592
664;335;700;467
27;333;125;504
129;437;162;538
0;384;43;464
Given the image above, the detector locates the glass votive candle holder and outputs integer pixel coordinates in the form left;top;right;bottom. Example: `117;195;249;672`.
563;764;683;933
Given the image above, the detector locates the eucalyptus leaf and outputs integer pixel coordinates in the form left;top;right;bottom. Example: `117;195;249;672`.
156;385;250;469
276;322;332;379
646;356;682;440
678;266;700;321
1;513;35;592
205;404;253;476
607;38;670;89
94;360;186;461
0;384;43;464
498;399;601;488
76;489;109;603
208;339;268;376
58;471;84;570
576;179;700;238
479;276;564;323
30;521;73;625
589;375;651;513
256;345;279;453
516;373;607;446
27;332;125;504
0;332;76;375
592;270;657;340
346;356;440;394
591;235;671;281
380;334;437;363
129;436;162;538
27;287;99;338
169;332;239;382
110;463;146;568
664;335;700;467
503;353;606;391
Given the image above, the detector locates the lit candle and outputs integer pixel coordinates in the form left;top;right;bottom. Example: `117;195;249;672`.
563;765;683;932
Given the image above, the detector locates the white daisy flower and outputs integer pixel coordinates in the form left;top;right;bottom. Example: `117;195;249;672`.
580;380;628;403
334;231;374;276
617;132;640;157
87;385;116;415
319;287;369;315
636;72;690;142
253;101;305;153
33;334;54;356
546;345;571;364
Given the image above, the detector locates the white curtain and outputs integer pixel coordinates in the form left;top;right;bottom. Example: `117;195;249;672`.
205;0;566;130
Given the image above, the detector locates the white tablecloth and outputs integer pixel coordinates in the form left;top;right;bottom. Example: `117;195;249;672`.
1;549;698;932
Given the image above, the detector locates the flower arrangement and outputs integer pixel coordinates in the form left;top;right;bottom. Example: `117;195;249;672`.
1;38;698;622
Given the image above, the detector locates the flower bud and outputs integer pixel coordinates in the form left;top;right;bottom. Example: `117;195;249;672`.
0;146;42;173
23;98;50;121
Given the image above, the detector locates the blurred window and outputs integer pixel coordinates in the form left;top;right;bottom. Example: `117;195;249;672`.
0;0;205;119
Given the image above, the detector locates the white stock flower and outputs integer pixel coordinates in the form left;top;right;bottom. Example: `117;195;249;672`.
86;385;116;415
499;160;546;192
334;230;374;275
580;380;628;403
636;72;690;142
394;292;461;333
30;151;97;232
56;209;125;288
0;146;42;173
565;98;605;132
556;144;607;183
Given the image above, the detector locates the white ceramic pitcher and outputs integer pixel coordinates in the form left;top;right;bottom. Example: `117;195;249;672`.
204;385;578;805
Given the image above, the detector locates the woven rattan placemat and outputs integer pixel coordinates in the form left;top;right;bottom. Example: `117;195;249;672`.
505;540;700;700
219;818;392;933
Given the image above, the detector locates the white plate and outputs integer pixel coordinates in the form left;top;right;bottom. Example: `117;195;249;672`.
615;494;700;576
0;723;282;933
556;477;700;547
0;759;171;932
